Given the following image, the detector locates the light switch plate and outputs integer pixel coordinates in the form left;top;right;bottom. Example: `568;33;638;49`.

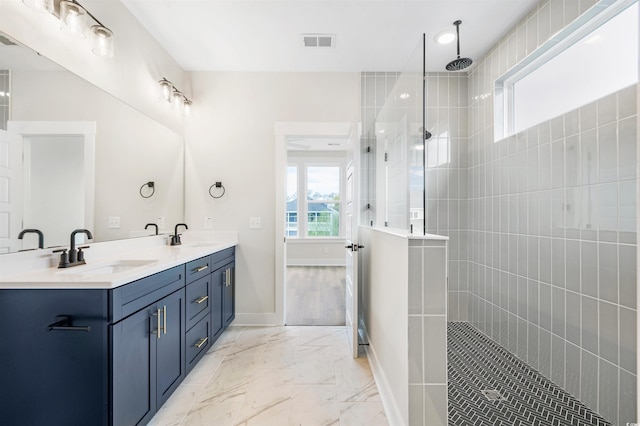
108;216;120;229
249;217;261;229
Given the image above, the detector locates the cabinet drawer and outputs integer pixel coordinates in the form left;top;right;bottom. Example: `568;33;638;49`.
110;265;185;323
186;275;211;329
186;316;211;373
211;247;235;270
185;256;212;284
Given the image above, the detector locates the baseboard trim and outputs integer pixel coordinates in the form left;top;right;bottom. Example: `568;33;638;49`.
287;259;346;266
232;313;283;326
363;329;405;426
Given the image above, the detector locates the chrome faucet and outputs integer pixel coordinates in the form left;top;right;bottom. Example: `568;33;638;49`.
145;223;159;235
54;229;93;268
170;223;188;246
18;229;44;249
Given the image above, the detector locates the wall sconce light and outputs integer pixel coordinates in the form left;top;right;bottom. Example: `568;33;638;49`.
22;0;114;58
158;77;193;116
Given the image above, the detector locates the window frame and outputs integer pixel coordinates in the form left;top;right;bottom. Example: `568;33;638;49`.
286;155;345;240
494;0;637;141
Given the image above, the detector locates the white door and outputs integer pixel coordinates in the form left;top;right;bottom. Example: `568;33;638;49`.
345;161;360;358
0;129;23;253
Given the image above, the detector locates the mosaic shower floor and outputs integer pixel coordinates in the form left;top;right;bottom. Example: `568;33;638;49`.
448;322;611;426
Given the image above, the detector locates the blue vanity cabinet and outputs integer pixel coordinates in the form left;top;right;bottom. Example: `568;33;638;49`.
185;257;214;373
210;263;225;342
110;265;186;424
0;289;110;426
222;260;235;327
0;245;235;426
210;247;235;340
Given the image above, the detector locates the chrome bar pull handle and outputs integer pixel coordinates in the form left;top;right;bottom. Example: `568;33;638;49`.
194;337;209;348
152;309;161;339
163;305;167;335
195;295;209;304
193;265;208;273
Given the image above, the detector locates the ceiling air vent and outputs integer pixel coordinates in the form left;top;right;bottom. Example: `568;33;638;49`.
301;34;335;48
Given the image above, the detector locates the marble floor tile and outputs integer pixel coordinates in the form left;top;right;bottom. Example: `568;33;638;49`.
147;326;387;426
338;401;388;426
289;384;340;425
181;403;241;426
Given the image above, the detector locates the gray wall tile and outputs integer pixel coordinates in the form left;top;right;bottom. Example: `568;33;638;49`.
581;296;598;355
565;342;581;399
619;307;637;373
598;360;619;424
409;316;423;383
619;369;638;426
409;385;424;426
580;350;599;412
423;316;447;383
565;291;581;346
598;301;618;365
424;385;447;426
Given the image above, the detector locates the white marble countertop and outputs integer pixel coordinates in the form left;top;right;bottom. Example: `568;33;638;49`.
0;233;238;290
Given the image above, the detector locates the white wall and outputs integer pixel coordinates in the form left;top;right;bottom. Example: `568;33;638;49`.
184;72;359;323
0;0;186;134
359;226;409;425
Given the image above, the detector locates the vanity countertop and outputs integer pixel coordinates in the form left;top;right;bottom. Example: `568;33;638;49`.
0;239;237;290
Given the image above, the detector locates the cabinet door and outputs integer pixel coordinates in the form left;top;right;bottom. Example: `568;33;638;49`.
211;266;224;341
111;305;157;426
156;289;186;408
222;262;235;327
0;290;109;426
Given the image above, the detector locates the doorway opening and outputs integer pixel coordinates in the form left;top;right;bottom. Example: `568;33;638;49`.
285;138;347;326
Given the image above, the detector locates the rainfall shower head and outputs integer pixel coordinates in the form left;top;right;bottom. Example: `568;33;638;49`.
446;20;473;71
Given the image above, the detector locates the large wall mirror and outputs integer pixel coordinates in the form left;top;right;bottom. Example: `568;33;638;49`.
0;33;184;254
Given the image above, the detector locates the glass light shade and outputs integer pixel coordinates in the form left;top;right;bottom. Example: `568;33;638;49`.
60;1;88;38
183;99;192;116
172;90;184;111
159;79;172;102
91;25;114;58
22;0;53;13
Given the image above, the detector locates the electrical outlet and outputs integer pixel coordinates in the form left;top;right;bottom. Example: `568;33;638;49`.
108;216;120;229
322;247;329;254
249;217;261;229
204;217;213;229
157;217;166;229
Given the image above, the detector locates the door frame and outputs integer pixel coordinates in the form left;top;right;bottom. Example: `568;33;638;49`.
7;121;96;240
274;121;354;326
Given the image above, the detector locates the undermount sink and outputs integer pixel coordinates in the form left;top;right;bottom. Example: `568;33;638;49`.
59;260;156;276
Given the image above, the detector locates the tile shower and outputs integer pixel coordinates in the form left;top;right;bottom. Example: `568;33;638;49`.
362;0;637;425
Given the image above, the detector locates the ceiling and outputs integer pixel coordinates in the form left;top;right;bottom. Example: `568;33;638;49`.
121;0;539;72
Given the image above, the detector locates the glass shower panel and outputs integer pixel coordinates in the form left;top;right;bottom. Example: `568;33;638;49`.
372;37;425;233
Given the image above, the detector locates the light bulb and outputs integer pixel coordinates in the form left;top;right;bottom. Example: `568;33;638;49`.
91;25;114;58
183;99;192;116
159;78;173;102
172;90;184;111
60;1;87;38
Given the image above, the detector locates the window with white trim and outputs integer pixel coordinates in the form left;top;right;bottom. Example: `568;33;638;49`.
495;0;638;140
286;156;344;238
